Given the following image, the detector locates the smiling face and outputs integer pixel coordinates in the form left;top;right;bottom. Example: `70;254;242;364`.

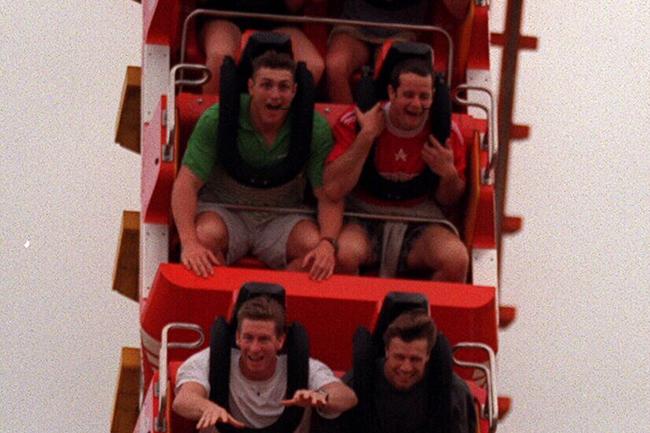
387;72;433;131
236;318;286;381
248;67;297;131
383;336;430;391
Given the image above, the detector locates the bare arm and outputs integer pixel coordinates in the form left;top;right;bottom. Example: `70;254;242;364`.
421;135;465;206
315;187;343;241
435;170;465;206
301;187;344;281
171;166;221;276
443;0;471;20
281;382;357;416
318;381;358;415
323;104;384;201
173;382;245;430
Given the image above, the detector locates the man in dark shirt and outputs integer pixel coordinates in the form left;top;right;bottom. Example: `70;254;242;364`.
321;310;476;433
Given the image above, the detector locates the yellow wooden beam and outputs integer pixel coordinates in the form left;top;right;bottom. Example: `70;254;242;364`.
115;66;141;154
113;210;140;302
111;347;141;433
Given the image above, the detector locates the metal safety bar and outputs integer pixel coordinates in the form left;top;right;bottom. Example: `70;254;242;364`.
218;202;452;225
452;342;498;432
156;323;205;432
452;85;497;185
164;63;212;161
179;9;454;86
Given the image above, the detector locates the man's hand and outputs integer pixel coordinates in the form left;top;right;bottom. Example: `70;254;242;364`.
355;103;385;140
422;135;457;178
196;401;245;430
180;239;222;278
281;389;328;409
301;240;336;281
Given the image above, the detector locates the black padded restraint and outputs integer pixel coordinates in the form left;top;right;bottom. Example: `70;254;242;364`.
216;57;314;189
209;317;231;408
425;334;453;433
359;72;452;201
208;319;310;433
350;327;375;433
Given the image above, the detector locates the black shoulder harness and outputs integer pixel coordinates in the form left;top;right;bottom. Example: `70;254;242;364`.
359;73;451;201
208;317;310;433
216;57;315;189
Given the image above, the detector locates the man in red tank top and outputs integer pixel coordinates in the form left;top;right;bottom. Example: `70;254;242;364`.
324;59;468;281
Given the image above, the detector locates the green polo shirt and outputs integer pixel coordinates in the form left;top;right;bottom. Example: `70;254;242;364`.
182;94;332;188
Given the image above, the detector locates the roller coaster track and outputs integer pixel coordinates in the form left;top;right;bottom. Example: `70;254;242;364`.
491;0;537;267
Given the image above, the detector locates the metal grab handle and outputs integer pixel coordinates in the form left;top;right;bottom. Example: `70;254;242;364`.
452;85;497;185
156;323;205;433
164;63;212;161
217;202;453;225
452;342;498;432
180;9;454;87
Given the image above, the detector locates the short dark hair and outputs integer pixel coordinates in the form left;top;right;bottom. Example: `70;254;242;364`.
383;309;437;353
251;50;296;77
388;58;433;90
236;296;286;337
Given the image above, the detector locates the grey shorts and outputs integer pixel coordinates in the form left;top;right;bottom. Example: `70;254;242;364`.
359;219;458;276
196;202;313;269
329;24;417;46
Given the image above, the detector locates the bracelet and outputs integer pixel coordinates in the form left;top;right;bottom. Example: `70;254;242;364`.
319;237;339;254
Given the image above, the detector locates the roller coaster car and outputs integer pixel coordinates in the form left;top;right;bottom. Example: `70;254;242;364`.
133;2;503;433
167;34;494;268
138;283;497;433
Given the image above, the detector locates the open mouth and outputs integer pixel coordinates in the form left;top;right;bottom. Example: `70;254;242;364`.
265;102;286;111
247;354;264;363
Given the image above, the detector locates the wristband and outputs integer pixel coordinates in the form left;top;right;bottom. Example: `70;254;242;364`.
320;237;339;254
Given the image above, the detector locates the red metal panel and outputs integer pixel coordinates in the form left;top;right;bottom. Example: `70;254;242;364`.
467;5;490;71
141;96;175;224
141;265;497;380
450;115;495;249
473;185;496;249
143;0;182;46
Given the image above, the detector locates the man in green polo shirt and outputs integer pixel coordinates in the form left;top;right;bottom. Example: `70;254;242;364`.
171;51;341;280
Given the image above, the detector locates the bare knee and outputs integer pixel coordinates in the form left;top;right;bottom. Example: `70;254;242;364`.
326;49;354;81
434;240;469;282
202;20;240;56
195;212;228;252
306;55;325;85
276;28;324;83
407;226;469;282
286;219;320;260
202;20;240;92
336;225;371;274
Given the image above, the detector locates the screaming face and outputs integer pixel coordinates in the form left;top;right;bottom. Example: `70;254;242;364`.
248;67;297;130
387;72;433;132
236;319;286;381
383;337;430;391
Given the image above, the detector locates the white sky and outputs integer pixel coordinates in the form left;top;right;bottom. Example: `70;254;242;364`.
1;1;649;432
